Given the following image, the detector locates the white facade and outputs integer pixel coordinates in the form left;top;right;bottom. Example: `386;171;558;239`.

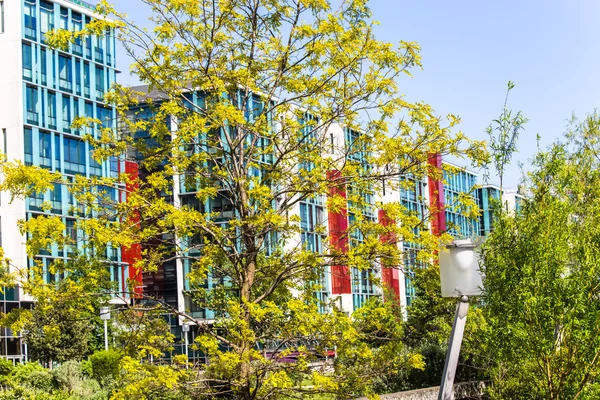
0;0;28;299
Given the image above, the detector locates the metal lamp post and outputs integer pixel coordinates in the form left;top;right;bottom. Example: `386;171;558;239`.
182;321;190;368
99;306;111;351
438;238;483;400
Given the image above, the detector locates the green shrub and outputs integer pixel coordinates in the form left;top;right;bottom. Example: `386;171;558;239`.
0;357;13;376
11;362;46;384
78;378;110;400
23;369;54;392
81;359;93;378
53;360;82;393
89;349;122;386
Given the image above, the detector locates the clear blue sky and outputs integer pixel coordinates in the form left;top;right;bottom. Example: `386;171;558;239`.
103;0;600;188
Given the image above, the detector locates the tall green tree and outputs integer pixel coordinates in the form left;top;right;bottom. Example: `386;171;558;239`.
486;81;527;191
481;113;600;399
2;0;487;398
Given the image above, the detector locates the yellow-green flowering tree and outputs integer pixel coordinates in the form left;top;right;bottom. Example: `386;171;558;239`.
0;0;488;398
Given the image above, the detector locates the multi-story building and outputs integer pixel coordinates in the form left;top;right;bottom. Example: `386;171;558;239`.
0;0;130;362
443;162;480;238
0;0;526;363
398;175;428;307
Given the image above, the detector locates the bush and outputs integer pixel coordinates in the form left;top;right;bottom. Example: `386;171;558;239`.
81;359;93;378
23;369;55;392
0;358;13;376
53;360;82;393
11;362;46;384
89;349;122;386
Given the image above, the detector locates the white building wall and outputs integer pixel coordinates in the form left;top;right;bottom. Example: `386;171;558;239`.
0;0;28;297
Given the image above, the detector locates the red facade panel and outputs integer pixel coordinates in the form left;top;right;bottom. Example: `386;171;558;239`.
327;170;352;294
120;160;143;296
428;154;446;236
378;209;400;301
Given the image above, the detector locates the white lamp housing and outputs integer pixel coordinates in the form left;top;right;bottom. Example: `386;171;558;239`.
99;306;111;321
439;239;483;297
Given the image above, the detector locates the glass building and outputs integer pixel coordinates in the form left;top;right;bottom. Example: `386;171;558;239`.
478;184;501;236
443;164;480;238
398;175;427;307
0;0;123;361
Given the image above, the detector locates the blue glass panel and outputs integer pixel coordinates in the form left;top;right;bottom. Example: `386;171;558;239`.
24;128;33;165
58;55;72;92
39;131;51;169
22;43;33;81
25;86;38;125
24;2;36;40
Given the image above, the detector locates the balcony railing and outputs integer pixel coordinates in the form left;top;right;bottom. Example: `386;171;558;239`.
26;112;38;125
24;27;36;40
59;79;72;92
48;116;57;130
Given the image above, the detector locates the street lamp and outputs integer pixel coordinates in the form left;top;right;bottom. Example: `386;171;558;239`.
438;238;483;400
182;321;190;368
99;306;111;351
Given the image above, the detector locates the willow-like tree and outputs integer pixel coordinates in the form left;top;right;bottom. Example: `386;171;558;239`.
481;114;600;399
1;0;487;398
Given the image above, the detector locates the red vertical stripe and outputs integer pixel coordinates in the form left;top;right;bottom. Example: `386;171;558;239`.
121;160;143;296
327;170;351;294
378;209;400;301
428;154;446;236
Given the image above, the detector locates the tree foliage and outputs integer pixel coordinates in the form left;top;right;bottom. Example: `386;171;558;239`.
481;113;600;399
485;81;527;190
0;0;488;398
24;299;92;365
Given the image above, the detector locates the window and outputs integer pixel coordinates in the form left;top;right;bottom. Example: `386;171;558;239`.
84;101;93;134
66;218;77;241
24;128;33;165
109;156;118;178
84;17;92;58
83;62;90;98
62;95;71;132
89;145;101;177
54;134;60;171
25;86;38;125
60;7;68;30
0;1;4;34
47;92;56;129
58;55;72;92
72;13;83;55
94;35;103;63
95;66;104;100
106;29;113;66
22;43;33;81
40;1;54;43
51;183;62;213
39;131;51;168
40;48;47;85
63;137;85;175
96;105;111;128
75;60;81;95
29;190;44;212
24;1;36;40
72;98;80;134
